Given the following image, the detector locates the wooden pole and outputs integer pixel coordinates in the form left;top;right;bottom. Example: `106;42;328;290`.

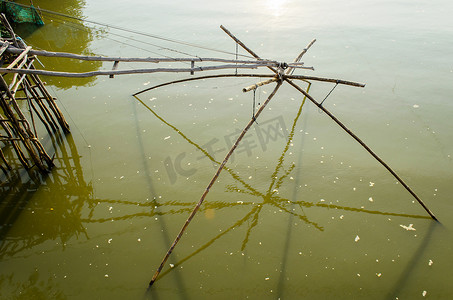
148;81;283;287
0;63;271;78
220;25;438;221
3;43;308;68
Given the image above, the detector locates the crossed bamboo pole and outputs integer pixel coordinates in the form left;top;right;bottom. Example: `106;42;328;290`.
147;25;438;288
219;25;438;222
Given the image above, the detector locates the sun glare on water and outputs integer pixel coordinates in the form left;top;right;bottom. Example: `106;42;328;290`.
265;0;289;17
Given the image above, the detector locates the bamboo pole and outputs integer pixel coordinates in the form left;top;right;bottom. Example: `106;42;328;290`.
220;25;438;221
148;81;283;287
28;71;70;133
242;38;318;92
0;64;269;78
0;62;311;78
286;39;316;75
3;43;307;68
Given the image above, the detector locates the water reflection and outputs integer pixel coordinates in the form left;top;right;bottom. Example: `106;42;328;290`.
133;84;430;281
0;269;66;299
13;0;104;89
0;132;93;259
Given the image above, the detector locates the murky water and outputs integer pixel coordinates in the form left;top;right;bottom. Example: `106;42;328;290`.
1;0;453;299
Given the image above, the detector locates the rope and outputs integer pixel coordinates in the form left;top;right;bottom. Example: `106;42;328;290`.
319;81;339;107
252;88;258;124
16;3;256;59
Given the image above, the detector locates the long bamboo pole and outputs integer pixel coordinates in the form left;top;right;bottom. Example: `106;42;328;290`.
3;43;309;68
220;25;438;221
148;80;283;287
133;73;364;96
0;64;274;78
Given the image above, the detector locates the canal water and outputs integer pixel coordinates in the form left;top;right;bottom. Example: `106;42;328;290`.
1;0;453;299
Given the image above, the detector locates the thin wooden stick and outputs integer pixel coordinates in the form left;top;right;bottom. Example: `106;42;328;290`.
286;79;438;221
220;25;438;221
148;80;283;287
133;73;277;96
285;39;316;75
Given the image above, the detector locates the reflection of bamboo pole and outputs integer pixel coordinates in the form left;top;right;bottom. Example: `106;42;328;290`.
149;81;283;287
220;25;438;222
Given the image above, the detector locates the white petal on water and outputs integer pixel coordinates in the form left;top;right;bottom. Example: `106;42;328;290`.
376;273;382;277
428;259;433;266
400;224;416;231
369;197;374;202
265;277;270;281
355;235;360;242
170;264;175;268
108;238;112;244
164;136;171;140
422;290;427;297
369;182;375;187
413;104;420;108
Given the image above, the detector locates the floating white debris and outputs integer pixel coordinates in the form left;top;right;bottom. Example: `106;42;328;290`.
119;176;124;179
164;136;171;140
376;273;382;277
428;259;433;266
237;201;243;204
422;290;427;297
265;277;270;281
143;81;150;86
108;238;112;244
105;274;109;278
413;104;420;108
369;182;375;187
368;197;374;202
355;235;360;242
137;238;141;242
170;264;175;268
400;224;416;231
340;215;344;220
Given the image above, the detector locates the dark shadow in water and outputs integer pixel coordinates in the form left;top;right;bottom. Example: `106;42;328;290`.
387;220;442;299
133;87;430;284
276;82;311;298
130;99;189;300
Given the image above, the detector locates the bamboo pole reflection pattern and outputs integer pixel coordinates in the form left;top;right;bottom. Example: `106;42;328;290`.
134;89;430;281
